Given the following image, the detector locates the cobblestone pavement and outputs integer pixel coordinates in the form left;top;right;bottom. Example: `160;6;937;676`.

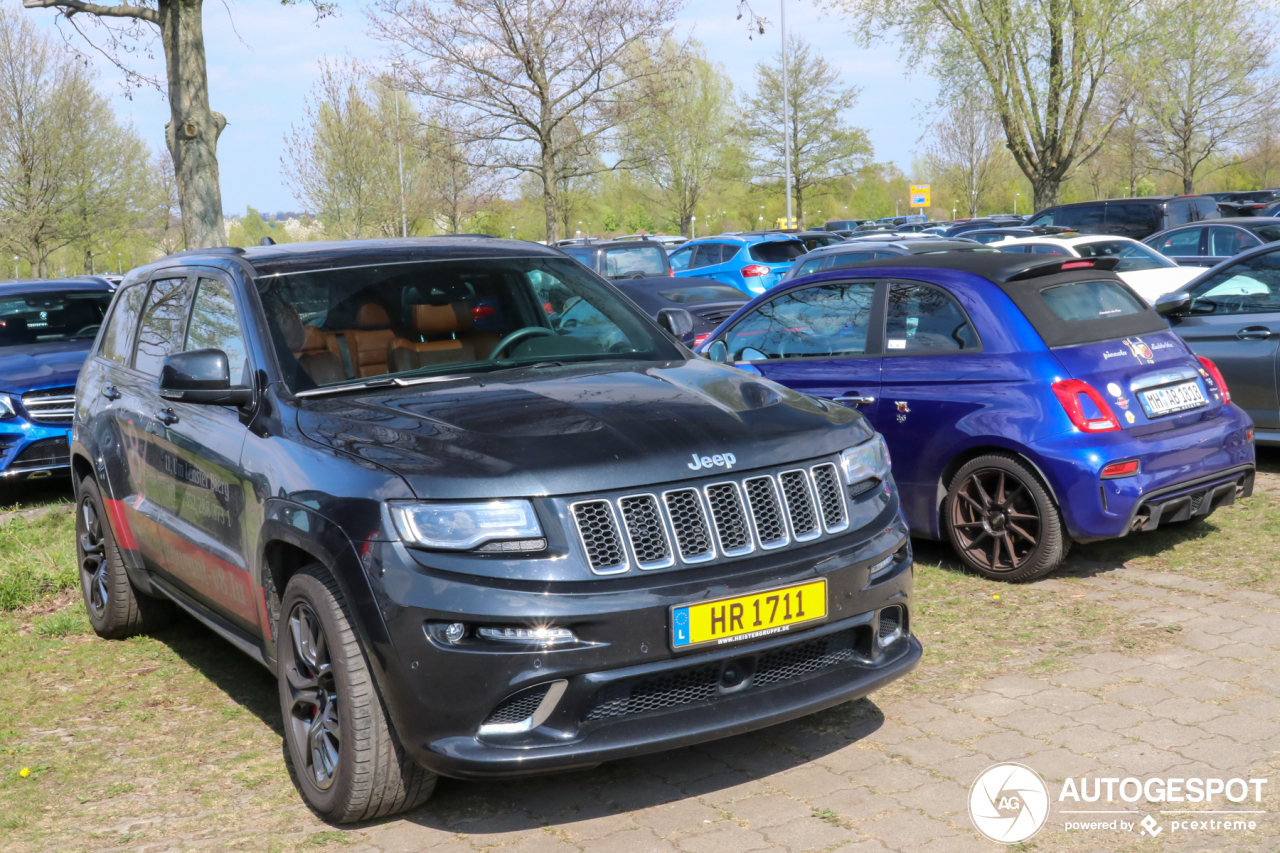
308;566;1279;853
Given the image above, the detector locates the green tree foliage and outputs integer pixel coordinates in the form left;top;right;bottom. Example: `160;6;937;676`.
743;36;872;228
832;0;1152;210
1137;0;1275;194
0;7;158;276
282;57;429;240
620;41;741;237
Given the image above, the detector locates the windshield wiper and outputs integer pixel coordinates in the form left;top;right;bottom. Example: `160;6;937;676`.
294;373;470;398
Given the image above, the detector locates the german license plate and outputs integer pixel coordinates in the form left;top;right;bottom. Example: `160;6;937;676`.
1139;381;1206;417
671;580;827;650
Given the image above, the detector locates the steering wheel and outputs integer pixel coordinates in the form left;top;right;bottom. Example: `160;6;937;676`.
489;326;557;359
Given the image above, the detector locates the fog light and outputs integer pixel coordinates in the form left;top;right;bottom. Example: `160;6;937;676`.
477;626;576;645
444;622;466;644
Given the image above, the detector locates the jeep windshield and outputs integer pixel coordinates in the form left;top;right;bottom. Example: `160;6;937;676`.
255;256;682;394
0;289;113;349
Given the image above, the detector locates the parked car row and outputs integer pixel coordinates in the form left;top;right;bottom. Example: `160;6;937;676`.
2;211;1267;826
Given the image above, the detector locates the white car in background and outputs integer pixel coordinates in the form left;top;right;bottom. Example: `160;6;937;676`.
989;234;1201;303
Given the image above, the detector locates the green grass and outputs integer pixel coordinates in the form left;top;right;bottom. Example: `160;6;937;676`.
0;505;78;611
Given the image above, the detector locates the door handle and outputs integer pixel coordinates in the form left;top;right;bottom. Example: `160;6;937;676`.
1237;327;1272;340
832;395;876;406
102;385;120;400
156;408;179;426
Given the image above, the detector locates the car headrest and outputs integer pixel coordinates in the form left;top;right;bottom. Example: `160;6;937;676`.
299;325;328;353
270;302;305;351
413;303;473;335
357;303;391;328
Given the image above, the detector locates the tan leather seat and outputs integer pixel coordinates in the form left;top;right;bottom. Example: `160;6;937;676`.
390;303;481;372
342;303;396;378
297;325;344;385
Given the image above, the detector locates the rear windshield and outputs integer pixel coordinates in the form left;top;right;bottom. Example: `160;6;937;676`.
1252;224;1280;242
749;241;807;263
603;246;667;278
0;289;113;349
1041;280;1147;322
657;285;746;304
1071;240;1176;271
562;248;594;266
995;275;1169;348
254;257;680;394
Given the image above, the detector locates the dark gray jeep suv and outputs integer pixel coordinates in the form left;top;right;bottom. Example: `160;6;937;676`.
71;238;919;821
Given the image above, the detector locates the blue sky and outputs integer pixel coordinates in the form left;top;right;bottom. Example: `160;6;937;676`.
25;0;936;216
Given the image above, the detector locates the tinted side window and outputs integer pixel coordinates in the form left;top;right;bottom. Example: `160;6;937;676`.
1187;252;1280;314
885;283;977;352
1103;203;1159;229
1195;198;1221;221
99;284;145;364
828;252;876;269
185;278;251;387
724;282;876;359
1164;200;1191;226
1058;205;1106;227
1208;227;1261;257
1152;228;1203;256
688;244;721;269
1025;209;1056;227
133;278;194;376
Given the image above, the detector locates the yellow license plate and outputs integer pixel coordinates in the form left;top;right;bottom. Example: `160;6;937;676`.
671;579;827;650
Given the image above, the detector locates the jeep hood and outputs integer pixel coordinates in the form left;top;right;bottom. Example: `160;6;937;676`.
295;359;872;499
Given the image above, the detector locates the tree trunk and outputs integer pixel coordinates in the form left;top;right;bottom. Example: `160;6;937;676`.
793;184;805;229
159;0;226;249
1031;177;1060;212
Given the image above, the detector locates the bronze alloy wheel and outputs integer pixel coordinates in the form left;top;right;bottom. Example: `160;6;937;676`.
284;602;341;791
945;454;1068;582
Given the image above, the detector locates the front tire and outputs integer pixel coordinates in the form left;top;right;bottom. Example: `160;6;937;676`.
945;454;1068;582
278;564;436;822
76;476;171;638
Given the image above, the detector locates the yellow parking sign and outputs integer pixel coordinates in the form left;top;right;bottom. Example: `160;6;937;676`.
910;184;931;208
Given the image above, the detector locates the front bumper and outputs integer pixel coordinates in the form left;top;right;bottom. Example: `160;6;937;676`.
366;500;916;779
0;418;71;480
1030;402;1255;542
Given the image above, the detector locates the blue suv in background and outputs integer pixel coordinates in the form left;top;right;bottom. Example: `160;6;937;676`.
0;277;115;488
670;233;808;295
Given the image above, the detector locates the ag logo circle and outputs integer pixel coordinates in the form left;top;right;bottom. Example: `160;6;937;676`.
968;763;1049;844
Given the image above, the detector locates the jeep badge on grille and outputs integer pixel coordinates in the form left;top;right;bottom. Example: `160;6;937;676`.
688;453;737;471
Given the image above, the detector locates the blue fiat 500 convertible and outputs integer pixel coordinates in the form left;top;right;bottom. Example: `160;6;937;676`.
699;253;1256;581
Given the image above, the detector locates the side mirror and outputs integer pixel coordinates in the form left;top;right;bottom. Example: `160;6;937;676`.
159;349;253;406
705;340;728;363
657;308;694;339
1154;292;1191;317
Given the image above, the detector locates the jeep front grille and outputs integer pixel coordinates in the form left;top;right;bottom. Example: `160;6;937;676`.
21;386;75;424
663;489;715;563
574;459;865;575
778;469;820;541
571;500;627;574
618;494;673;569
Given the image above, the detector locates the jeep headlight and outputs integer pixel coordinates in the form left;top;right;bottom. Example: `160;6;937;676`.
839;435;891;486
388;500;545;551
0;395;13;419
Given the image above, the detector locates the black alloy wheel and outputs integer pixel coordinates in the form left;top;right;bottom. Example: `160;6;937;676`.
284;602;341;791
75;476;171;638
277;565;436;822
79;498;110;621
945;454;1068;582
